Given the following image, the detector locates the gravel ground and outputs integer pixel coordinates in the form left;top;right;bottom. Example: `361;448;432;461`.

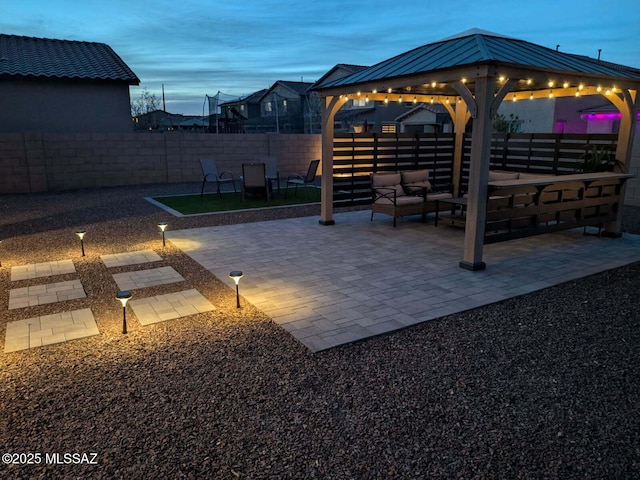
0;183;639;480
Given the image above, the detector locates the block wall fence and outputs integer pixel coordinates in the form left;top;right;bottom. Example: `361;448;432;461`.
0;132;638;207
0;132;322;194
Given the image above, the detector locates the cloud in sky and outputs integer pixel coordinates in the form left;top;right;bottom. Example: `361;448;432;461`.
2;0;639;115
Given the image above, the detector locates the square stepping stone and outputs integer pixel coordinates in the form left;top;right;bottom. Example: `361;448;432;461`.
4;308;99;353
9;279;86;309
112;266;185;291
10;260;76;281
101;249;162;268
128;289;215;326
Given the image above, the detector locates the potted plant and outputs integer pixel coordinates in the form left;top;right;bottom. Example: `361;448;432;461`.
578;145;623;173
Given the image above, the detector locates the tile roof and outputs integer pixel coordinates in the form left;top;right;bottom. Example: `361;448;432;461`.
0;34;139;84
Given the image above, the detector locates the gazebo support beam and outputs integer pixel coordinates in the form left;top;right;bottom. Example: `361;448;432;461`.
601;89;639;236
460;76;496;271
319;95;344;226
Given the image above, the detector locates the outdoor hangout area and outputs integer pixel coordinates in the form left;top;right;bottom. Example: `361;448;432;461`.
1;29;640;478
1;183;640;477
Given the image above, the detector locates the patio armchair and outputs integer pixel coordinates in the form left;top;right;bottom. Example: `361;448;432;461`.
285;159;320;198
241;163;270;201
200;158;236;197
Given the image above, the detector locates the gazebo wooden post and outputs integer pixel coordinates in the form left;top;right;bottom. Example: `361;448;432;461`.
602;89;639;236
460;76;495;271
319;95;341;225
451;104;471;197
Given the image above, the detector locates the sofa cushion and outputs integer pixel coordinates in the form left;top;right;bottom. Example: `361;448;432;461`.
401;169;432;194
489;170;520;181
372;173;405;199
374;194;424;206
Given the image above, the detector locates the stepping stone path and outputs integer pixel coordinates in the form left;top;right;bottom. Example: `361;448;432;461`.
129;289;215;326
111;266;185;290
4;250;216;353
9;279;86;309
4;308;99;353
11;259;76;281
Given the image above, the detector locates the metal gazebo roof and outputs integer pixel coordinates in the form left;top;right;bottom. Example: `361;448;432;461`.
315;29;640;97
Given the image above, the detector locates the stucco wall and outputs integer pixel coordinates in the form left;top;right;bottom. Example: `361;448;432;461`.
0;132;322;193
0;79;133;133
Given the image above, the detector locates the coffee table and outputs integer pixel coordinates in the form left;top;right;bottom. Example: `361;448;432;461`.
435;197;468;228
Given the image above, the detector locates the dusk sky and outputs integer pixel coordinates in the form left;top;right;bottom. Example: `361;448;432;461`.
3;0;639;115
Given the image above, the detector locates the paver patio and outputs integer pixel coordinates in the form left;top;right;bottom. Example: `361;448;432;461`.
167;210;640;352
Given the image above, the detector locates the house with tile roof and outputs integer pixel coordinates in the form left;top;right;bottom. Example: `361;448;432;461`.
0;34;139;133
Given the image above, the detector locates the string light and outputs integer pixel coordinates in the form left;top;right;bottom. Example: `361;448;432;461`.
357;91;361;96
578;83;584;91
499;75;505;82
596;86;602;92
430;97;434;104
562;82;569;88
512;94;517;102
612;86;618;93
413;96;417;103
387;88;392;93
431;81;437;88
548;81;554;88
575;91;580;97
398;96;402;103
605;89;611;95
527;79;533;85
384;96;389;104
461;77;467;83
365;95;369;103
549;91;554;98
372;89;377;94
529;92;534;100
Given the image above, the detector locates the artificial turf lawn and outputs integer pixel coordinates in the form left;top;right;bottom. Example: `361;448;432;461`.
152;187;320;215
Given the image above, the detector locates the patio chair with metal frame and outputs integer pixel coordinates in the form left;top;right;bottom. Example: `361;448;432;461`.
241;163;270;201
200;158;236;197
260;155;280;194
285;159;320;198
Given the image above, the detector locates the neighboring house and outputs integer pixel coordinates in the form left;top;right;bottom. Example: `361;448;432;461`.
395;103;452;133
0;34;139;133
218;89;267;133
251;80;314;133
133;110;208;132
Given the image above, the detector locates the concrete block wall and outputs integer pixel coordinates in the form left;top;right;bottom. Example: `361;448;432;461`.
0;132;322;193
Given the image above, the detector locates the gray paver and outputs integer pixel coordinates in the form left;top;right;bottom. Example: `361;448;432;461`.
11;259;76;281
129;289;216;326
112;266;185;290
101;249;163;268
4;308;99;353
167;210;640;352
8;279;86;309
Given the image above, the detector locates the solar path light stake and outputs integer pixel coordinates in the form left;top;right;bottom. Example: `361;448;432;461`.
158;222;168;247
229;271;243;308
116;291;133;334
75;230;86;256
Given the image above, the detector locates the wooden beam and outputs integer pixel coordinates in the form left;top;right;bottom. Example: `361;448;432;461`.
319;95;343;225
461;76;494;271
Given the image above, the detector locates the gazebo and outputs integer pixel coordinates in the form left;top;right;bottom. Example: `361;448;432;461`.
313;29;640;270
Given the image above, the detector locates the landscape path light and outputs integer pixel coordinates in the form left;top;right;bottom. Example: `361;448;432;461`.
75;230;86;256
229;271;243;308
158;222;168;247
116;291;133;334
